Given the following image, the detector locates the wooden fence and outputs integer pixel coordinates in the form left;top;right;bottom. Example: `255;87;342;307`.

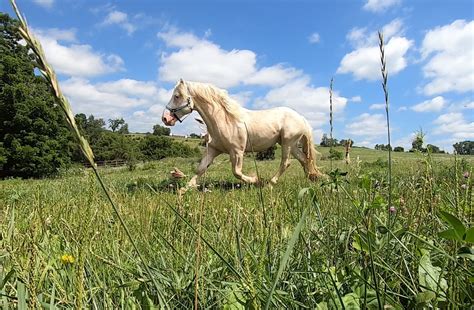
83;159;127;168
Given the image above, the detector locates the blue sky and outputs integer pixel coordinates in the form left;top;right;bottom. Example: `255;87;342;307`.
3;0;473;151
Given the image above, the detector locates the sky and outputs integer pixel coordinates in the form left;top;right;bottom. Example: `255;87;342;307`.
2;0;473;151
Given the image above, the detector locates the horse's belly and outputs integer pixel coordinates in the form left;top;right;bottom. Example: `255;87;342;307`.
245;131;280;152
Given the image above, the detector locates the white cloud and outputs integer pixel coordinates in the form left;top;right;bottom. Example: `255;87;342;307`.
338;19;412;80
33;0;54;8
370;103;385;110
397;106;408;111
158;29;256;88
35;29;124;77
411;96;445;112
245;65;303;87
308;32;320;44
158;28;306;89
255;77;348;130
34;28;77;42
102;10;136;35
433;112;474;140
62;78;160;120
345;113;387;137
363;0;401;12
421;20;474;95
338;37;412;80
350;96;362;103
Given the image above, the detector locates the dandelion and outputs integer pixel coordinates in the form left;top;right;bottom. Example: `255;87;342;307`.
461;184;468;190
463;171;470;179
60;254;75;264
389;206;396;213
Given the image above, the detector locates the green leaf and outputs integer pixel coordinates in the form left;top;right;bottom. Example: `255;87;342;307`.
418;252;447;301
415;291;436;304
464;227;474;243
439;211;465;240
438;229;459;241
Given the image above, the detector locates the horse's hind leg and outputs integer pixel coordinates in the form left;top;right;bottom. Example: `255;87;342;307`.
270;144;291;184
291;145;310;175
230;151;258;184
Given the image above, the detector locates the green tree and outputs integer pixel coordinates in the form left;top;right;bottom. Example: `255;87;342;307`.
453;140;474;155
108;117;126;133
153;124;171;136
426;144;444;154
394;146;404;152
0;13;73;178
411;130;425;152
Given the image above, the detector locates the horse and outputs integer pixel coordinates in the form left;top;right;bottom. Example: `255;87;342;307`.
162;79;324;188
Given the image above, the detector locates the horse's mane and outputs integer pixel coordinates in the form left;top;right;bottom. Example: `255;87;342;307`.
189;82;241;120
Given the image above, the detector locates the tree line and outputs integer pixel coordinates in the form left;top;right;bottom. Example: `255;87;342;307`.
0;13;199;178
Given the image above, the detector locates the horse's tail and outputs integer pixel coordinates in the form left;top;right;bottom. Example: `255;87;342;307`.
302;124;323;181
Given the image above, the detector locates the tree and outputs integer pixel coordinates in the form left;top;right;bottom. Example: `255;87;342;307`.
453;141;474;155
108;117;126;133
153;124;171;136
320;133;338;147
394;146;404;152
340;139;354;147
0;13;73;178
411;130;425;152
426;144;444;154
189;133;200;139
375;144;392;151
117;123;129;134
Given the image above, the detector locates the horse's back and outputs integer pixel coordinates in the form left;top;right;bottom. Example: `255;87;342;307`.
242;107;310;151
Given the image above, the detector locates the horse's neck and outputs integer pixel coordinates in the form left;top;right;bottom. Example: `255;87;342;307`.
188;83;239;137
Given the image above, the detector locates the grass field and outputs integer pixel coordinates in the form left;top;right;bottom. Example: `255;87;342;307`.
1;147;473;309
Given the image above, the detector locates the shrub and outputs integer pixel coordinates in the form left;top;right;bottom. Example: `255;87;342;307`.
328;148;343;160
256;145;276;161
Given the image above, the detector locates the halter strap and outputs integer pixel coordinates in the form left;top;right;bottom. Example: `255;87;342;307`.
166;83;193;123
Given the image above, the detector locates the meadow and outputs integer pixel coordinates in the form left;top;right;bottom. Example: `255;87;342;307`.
1;146;473;309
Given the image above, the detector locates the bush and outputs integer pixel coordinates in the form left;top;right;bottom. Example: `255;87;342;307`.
328;148;343;160
256;145;276;161
394;146;404;152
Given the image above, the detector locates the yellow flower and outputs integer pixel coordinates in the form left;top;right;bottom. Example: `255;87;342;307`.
60;254;75;264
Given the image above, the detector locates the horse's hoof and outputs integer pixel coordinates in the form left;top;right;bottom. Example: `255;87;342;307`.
308;173;325;182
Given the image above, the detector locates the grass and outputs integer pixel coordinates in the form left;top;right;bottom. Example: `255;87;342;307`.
1;151;473;308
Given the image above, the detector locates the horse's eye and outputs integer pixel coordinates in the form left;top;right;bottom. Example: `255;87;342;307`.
174;94;180;99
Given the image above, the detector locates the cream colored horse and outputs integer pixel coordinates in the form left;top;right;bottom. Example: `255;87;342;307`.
162;79;323;187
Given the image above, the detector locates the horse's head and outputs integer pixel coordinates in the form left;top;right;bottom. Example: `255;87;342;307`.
162;79;194;126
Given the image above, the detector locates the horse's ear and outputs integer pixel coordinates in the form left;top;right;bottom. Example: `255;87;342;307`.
179;78;184;84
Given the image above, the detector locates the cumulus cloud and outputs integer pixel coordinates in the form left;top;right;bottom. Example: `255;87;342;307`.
345;113;387;137
350;96;362;103
245;65;303;87
369;103;385;110
363;0;401;12
308;32;320;44
62;78;161;120
411;96;445;112
255;77;348;130
34;28;124;77
33;0;54;8
338;19;412;81
158;28;304;88
433;112;474;140
420;20;474;95
102;10;136;35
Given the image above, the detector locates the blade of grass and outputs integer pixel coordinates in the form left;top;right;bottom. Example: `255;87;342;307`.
264;190;310;310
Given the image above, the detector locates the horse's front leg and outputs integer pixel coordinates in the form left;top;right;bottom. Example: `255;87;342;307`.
187;146;221;188
230;150;258;184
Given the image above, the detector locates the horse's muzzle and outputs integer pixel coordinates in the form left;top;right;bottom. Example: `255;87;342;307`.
162;110;177;126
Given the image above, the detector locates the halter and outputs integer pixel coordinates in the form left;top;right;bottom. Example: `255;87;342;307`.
166;97;193;123
166;83;194;122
